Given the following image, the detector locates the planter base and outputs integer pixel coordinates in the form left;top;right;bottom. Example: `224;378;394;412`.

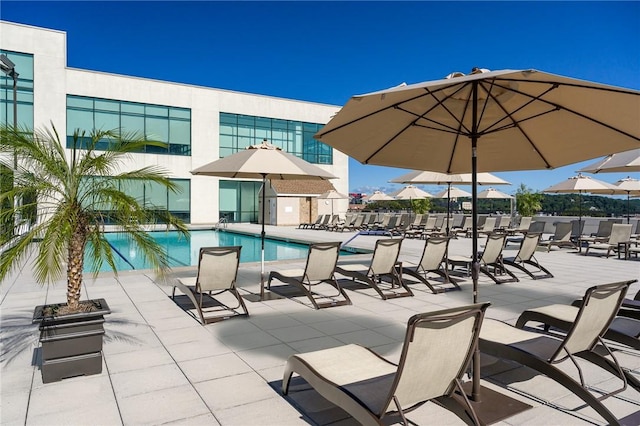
33;299;110;384
41;352;103;383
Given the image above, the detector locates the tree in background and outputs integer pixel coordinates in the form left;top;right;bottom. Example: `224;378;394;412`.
516;184;543;217
412;198;432;214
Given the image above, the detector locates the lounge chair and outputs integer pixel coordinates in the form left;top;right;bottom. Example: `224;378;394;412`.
505;216;532;235
583;223;633;257
538;222;576;252
452;216;473;238
171;246;248;324
578;219;615;251
448;232;519;284
299;214;324;229
503;233;553;279
496;215;511;230
398;236;461;294
336;238;413;300
310;214;332;230
334;213;365;232
268;242;351;309
477;217;497;236
282;303;491;426
480;281;640;426
517;280;640;350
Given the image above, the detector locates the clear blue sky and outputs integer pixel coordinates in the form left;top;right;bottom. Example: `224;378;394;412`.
2;1;639;196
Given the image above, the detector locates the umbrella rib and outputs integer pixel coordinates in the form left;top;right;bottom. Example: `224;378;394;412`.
490;79;640;142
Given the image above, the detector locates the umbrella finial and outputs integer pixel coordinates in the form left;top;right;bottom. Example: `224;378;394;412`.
248;139;282;151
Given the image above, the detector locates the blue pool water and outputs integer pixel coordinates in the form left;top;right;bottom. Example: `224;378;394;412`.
90;230;332;272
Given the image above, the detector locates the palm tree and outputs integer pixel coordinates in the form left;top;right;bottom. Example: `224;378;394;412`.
515;183;543;217
0;124;189;313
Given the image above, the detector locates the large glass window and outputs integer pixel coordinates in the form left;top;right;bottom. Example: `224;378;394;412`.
66;95;191;155
219;180;261;223
219;113;332;164
0;50;34;129
81;177;190;223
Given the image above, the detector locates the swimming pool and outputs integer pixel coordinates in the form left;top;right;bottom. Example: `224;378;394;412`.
89;230;339;272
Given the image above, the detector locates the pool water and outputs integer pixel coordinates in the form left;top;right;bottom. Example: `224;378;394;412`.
88;230;330;272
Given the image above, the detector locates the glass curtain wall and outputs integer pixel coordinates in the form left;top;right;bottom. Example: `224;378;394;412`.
219;180;261;223
0;50;34;129
219;112;332;164
67;95;191;155
81;177;190;224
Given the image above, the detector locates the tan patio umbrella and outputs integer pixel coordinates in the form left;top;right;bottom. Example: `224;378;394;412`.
317;189;349;216
365;190;395;202
390;170;510;235
314;67;640;413
191;139;336;299
542;174;618;225
390;184;432;221
478;187;514;215
433;186;471;198
578;148;640;174
590;177;640;223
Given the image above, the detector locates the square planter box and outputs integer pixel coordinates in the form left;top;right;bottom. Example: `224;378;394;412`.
33;298;111;383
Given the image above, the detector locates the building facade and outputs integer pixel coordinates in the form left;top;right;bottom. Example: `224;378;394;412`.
0;21;349;226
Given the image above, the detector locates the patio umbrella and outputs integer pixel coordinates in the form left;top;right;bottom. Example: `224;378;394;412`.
477;187;514;215
390;170;510;235
434;185;472;199
590;177;640;223
191;139;336;299
366;190;395;202
390;184;432;222
317;189;349;216
542;174;618;225
578;148;640;174
314;67;640;412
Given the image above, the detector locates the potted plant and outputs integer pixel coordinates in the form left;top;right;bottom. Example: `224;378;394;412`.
0;124;189;383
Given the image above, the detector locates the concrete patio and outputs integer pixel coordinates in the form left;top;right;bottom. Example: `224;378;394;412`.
1;223;639;425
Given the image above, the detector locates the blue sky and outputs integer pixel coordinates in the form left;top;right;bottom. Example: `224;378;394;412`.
2;1;639;195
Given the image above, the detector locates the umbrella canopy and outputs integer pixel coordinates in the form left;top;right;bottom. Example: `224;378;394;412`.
477;187;514;199
314;68;640;406
317;189;349;216
390;184;433;199
578;148;640;174
589;177;640;223
543;174;618;224
434;186;471;198
191;139;336;299
390;170;510;185
366;190;395;202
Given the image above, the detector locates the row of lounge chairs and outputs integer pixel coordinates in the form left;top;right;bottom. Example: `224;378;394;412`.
284;279;639;425
169;243;640;424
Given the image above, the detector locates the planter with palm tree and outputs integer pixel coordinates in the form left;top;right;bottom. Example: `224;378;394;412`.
0;124;188;383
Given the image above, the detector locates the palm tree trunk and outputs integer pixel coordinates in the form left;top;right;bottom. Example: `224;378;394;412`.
67;215;88;311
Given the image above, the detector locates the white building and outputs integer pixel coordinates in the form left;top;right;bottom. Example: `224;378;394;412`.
0;21;349;226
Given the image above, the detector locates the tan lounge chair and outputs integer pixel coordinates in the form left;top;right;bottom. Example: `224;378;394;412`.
503;233;553;279
448;232;519;284
538;222;576;252
517;279;639;350
398;237;460;294
480;281;640;426
282;303;490;426
584;223;633;257
336;238;413;299
268;242;351;309
171;246;248;324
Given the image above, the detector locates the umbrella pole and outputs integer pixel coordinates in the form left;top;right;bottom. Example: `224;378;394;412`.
627;192;631;224
470;82;481;402
260;174;266;300
446;183;451;236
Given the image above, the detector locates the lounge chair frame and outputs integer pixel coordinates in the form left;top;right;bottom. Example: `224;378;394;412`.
399;237;461;294
282;303;491;426
480;281;639;426
449;233;519;284
503;233;553;279
171;246;248;324
268;242;351;309
538;221;576;252
336;238;413;300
